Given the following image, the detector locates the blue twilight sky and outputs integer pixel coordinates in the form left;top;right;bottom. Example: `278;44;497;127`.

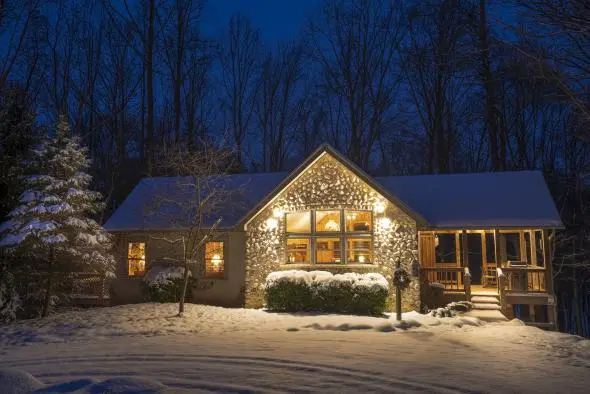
202;0;322;43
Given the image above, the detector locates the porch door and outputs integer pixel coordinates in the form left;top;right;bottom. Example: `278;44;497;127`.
466;234;483;285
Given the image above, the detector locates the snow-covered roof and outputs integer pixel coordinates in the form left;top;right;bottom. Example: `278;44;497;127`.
103;172;288;231
375;171;563;229
105;161;562;232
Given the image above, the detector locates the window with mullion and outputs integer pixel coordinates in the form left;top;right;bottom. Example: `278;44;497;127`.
285;209;373;265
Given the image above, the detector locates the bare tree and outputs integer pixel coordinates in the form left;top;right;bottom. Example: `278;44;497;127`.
307;0;406;168
403;0;473;173
150;140;240;316
220;14;261;169
160;0;206;144
255;42;304;171
104;0;158;175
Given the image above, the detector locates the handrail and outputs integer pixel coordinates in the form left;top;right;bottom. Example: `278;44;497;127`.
498;266;546;293
420;266;465;292
463;267;472;301
496;268;506;314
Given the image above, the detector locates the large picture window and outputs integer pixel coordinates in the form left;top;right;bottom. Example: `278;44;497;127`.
128;242;146;277
285;209;372;265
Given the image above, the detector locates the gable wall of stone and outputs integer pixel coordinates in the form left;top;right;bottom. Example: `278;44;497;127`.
244;153;420;311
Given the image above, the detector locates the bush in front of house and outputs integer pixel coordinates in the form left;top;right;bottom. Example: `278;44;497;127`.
142;264;191;303
265;270;389;315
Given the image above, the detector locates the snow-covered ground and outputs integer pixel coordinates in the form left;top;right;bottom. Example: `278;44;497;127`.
1;304;589;393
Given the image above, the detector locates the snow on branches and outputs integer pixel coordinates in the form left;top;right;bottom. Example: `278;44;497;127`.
0;115;114;309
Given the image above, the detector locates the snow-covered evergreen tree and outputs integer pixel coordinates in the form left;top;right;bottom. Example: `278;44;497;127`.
0;115;114;318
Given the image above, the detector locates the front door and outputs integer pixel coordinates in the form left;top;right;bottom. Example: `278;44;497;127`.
467;234;483;285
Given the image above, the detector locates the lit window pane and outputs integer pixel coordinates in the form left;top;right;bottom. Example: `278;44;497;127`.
315;210;341;232
287;238;310;263
286;211;311;233
205;241;224;278
316;238;341;264
345;211;372;232
128;242;146;277
347;238;372;264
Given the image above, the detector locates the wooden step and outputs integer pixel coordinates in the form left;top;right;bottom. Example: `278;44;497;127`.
464;310;508;322
472;303;502;311
471;296;499;304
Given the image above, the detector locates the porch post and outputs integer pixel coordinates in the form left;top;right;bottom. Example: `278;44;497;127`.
542;229;557;330
493;229;501;268
461;230;468;269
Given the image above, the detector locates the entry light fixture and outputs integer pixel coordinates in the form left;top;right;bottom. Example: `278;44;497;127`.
379;217;392;229
266;217;278;230
272;207;283;218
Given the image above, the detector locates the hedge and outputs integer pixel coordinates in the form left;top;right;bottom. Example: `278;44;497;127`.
265;270;389;315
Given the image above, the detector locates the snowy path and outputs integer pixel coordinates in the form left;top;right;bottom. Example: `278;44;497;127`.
1;304;589;393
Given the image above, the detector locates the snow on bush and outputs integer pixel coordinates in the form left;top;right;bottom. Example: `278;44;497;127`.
430;301;473;318
143;264;188;288
265;270;389;315
142;264;191;303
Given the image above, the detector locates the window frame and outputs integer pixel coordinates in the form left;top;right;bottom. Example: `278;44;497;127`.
284;209;373;265
204;240;226;279
127;242;146;277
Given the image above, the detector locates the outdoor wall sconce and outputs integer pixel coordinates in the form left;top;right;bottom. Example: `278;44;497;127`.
379;217;391;229
266;217;278;230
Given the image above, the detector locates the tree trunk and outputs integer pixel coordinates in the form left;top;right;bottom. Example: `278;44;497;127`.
42;247;54;318
146;0;155;175
178;237;189;316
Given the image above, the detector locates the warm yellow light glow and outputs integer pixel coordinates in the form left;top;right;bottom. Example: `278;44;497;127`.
379;217;391;229
358;255;366;263
266;217;278;230
374;202;386;214
212;254;221;266
325;219;340;231
272;207;283;218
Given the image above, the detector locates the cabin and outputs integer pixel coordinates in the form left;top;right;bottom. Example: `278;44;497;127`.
101;145;563;328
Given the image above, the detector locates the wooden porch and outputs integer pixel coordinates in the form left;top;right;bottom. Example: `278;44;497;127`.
419;229;556;328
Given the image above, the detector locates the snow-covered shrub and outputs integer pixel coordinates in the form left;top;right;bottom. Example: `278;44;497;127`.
265;270;389;315
429;301;473;318
265;270;315;311
420;282;446;312
142;264;191;303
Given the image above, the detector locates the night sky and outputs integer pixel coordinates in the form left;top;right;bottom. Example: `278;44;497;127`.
203;0;322;42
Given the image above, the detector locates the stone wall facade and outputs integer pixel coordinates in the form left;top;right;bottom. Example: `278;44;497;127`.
244;153;420;312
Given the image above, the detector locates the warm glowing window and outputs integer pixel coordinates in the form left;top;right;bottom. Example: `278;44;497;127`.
315;210;341;232
287;238;310;263
316;238;341;264
347;238;372;264
128;242;146;277
285;209;372;265
205;241;224;278
286;211;311;233
345;210;372;232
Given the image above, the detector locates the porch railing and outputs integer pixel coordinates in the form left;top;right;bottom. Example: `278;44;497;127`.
500;266;546;293
70;273;110;302
420;267;465;292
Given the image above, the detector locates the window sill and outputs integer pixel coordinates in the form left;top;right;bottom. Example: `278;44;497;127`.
279;263;376;270
204;275;227;281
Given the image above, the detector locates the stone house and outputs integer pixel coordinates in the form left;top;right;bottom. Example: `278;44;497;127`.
104;145;563;327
